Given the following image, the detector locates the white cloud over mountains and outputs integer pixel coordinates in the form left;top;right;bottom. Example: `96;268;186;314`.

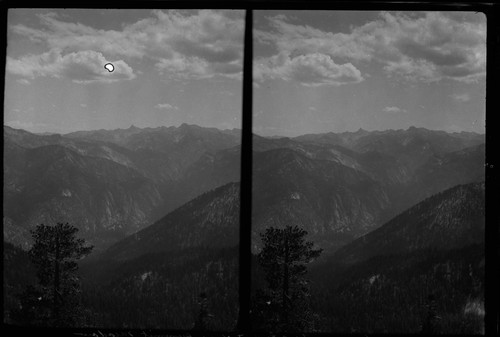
7;10;244;82
8;10;484;86
7;49;135;83
255;11;486;85
255;51;363;86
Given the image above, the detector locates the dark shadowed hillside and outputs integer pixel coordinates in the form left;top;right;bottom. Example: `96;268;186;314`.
308;182;485;333
100;182;240;262
79;246;239;330
78;182;241;330
329;182;484;265
3;242;37;324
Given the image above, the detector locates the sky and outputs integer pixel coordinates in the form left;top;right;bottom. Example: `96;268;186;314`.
4;10;486;137
253;11;487;137
4;9;244;134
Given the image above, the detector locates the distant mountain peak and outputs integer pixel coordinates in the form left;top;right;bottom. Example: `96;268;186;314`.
179;123;204;130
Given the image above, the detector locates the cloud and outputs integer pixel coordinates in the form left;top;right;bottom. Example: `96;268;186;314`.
80;103;87;107
256;15;375;62
254;51;364;86
257;11;486;83
451;93;471;102
155;55;210;79
383;106;407;113
16;79;31;85
9;10;244;80
155;54;243;80
6;49;136;83
155;103;178;110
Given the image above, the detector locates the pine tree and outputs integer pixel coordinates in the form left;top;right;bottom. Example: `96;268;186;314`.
255;225;322;332
11;223;93;327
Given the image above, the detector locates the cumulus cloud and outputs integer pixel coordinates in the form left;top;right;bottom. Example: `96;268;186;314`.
255;51;363;86
9;10;244;81
6;49;135;83
155;103;178;110
451;93;471;102
383;106;407;113
257;11;485;84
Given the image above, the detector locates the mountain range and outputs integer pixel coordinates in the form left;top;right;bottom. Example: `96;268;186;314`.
250;127;484;253
3;124;241;250
3;123;485;330
4;124;484;253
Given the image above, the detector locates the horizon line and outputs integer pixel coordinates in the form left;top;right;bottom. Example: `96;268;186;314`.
4;123;486;138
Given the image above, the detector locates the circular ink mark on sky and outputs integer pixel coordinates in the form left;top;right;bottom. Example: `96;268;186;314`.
104;63;114;72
